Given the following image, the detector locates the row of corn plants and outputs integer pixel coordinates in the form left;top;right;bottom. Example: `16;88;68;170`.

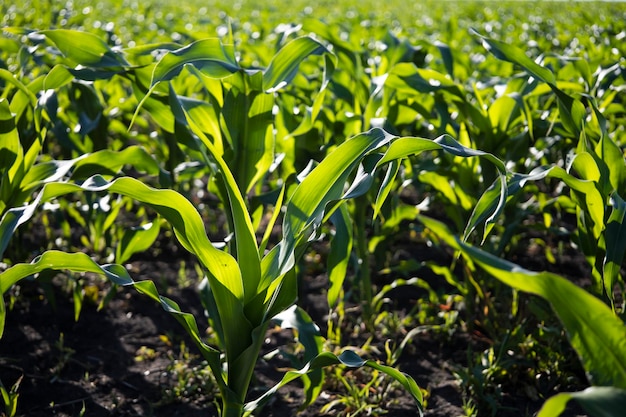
1;2;625;416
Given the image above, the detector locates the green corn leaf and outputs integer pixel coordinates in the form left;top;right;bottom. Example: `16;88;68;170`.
596;133;626;197
12;177;249;364
0;195;40;259
0;98;23;213
220;78;275;194
473;30;556;85
273;305;325;409
116;221;162;265
376;136;441;166
0;69;38;106
327;204;353;307
434;40;454;78
176;95;223;156
263;36;330;92
386;63;463;97
39;29;129;67
464;175;507;243
538;387;626;417
279;128;394;275
42;65;74;91
150;38;239;85
473;30;587;136
132;38;239;128
71;146;163;179
244;350;423;416
170;89;261;303
373;159;400;220
285;53;335;138
604;193;626;302
419;215;626;388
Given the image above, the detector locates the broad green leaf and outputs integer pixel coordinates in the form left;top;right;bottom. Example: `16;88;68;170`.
0;195;40;259
220;78;275;194
464;175;507;243
538;387;626;417
132;38;239;128
39;29;129;67
373;159;400;220
604;193;626;301
176;95;223;156
116;221;162;264
571;152;601;182
474;30;587;136
262;36;330;92
150;38;239;85
596;133;626;197
433;134;506;173
376;136;441;166
420;215;626;388
171;90;261;303
15;177;250;368
488;94;520;135
282;128;394;265
0;69;38;106
0;98;22;213
71;146;162;179
42;65;74;91
327;205;352;307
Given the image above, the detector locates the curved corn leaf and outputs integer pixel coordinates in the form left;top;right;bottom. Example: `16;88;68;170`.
71;146;163;179
386;63;463;97
132;38;239;128
538;387;626;417
3;177;250;370
170;91;261;303
1;146;164;258
419;215;626;388
274;128;394;283
327;205;353;307
115;221;161;265
373;159;400;220
0;70;38;106
272;305;325;409
150;38;239;85
263;36;331;92
604;193;626;300
42;65;74;91
464;175;507;243
39;29;129;67
472;30;556;85
244;350;423;416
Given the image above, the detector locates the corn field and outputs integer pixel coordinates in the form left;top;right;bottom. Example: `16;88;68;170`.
1;1;625;416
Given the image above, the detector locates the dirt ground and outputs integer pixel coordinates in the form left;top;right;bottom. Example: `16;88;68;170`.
0;221;590;417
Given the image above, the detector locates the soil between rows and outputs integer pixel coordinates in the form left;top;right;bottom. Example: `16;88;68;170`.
0;228;589;417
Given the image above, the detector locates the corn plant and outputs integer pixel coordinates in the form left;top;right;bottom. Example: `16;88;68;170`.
419;214;626;416
466;32;626;308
